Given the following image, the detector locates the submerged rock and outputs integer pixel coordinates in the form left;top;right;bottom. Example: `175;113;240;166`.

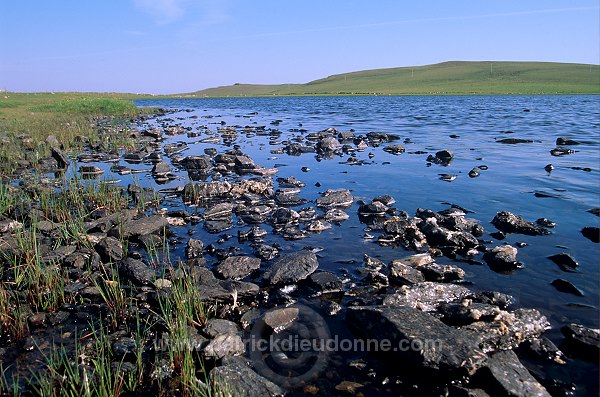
581;226;600;243
551;279;584;296
560;323;600;361
547;253;578;271
316;189;353;209
346;305;487;376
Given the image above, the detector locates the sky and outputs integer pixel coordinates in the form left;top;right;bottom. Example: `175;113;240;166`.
1;0;598;94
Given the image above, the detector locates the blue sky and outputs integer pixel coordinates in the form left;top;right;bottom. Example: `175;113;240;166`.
1;1;598;93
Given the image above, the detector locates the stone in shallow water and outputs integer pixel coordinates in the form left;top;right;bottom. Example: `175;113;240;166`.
346;305;487;376
109;215;168;239
204;334;245;360
476;350;551;397
203;318;240;338
316;189;353;209
483;245;521;271
492;211;551;236
209;358;284;397
119;258;155;286
214;256;261;280
383;282;471;312
263;251;319;285
560;323;600;361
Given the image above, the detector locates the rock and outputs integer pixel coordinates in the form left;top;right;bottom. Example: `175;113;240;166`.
388;261;426;285
420;218;479;251
521;336;566;364
547;253;578;271
51;147;70;169
544;164;553;172
269;207;299;226
263;251;319;285
203;202;234;220
470;291;515;309
255;244;279;261
325;208;349;223
152;161;171;175
393;253;435;267
181;155;212;171
214;256;261;280
560;323;600;361
110;215;168;239
263;307;300;332
358;200;388;215
418;262;465;282
119;258;156;286
551;279;584;296
383;144;405;154
317;136;342;152
427;149;454;165
440;302;501;326
535;218;555;228
182;181;231;202
203;319;240;338
306;219;332;232
469;168;481;178
95;236;124;263
307;271;343;292
463;309;550;352
556;137;581;145
28;313;47;329
204;334;245;360
316;189;353;209
477;350;551;397
496;138;534;144
185;238;204;259
209;359;284;397
112;337;137;358
346;305;487;376
581;226;600;243
483;245;520;271
550;147;576;156
79;165;104;175
587;208;600;216
383;282;471;312
491;212;551;236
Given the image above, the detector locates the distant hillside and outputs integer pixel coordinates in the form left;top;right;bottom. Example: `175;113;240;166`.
185;61;600;97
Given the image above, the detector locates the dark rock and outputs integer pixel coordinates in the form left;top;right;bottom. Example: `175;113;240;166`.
358;200;389;215
463;309;550;352
535;218;556;228
581;226;600;243
556;137;581;145
492;212;551;236
316;189;353;209
204;334;245;359
119;258;156;286
521;336;566;364
547;253;578;271
305;219;332;232
203;319;240;338
419;262;465;282
346;305;487;376
181;155;212;171
110;215;168;239
470;291;515;309
95;236;124;263
263;251;319;285
544;164;553;172
269;207;299;226
420;218;479;251
79;165;104;175
28;313;47;329
383;144;405;154
307;271;343;292
560;323;600;361
383;282;471;312
112;337;137;358
477;350;551;397
255;244;278;261
185;238;204;259
214;256;261;280
483;245;521;271
469;168;481;178
550;147;576;156
427;149;454;165
51;147;70;169
551;279;584;296
440;303;501;326
325;208;349;223
587;208;600;216
209;359;284;397
496;138;534;144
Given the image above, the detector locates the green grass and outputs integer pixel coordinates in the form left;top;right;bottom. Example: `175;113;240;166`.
185;61;600;97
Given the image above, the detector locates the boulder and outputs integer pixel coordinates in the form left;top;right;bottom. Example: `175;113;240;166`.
119;258;155;286
263;251;319;285
492;212;551;236
214;256;261;280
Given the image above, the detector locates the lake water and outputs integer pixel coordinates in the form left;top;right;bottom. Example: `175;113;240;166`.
124;95;599;393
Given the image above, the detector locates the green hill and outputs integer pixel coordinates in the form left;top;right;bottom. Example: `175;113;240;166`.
186;61;600;97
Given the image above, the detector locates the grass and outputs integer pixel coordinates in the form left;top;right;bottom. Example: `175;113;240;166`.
0;92;154;175
185;61;600;97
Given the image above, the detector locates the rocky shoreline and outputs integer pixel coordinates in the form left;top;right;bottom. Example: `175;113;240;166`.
0;108;598;396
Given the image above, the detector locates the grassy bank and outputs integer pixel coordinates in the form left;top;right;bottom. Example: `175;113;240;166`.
0;93;153;175
186;61;600;97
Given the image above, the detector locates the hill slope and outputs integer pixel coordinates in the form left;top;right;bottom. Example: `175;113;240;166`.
187;61;600;97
